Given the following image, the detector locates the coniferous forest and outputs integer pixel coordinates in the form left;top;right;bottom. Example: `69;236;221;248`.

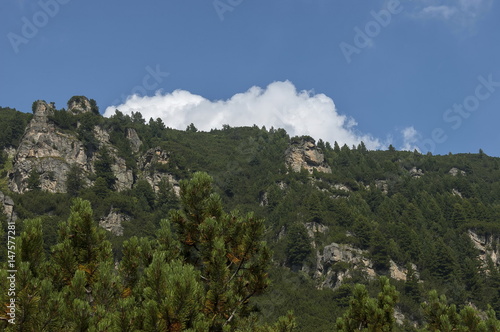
1;98;500;331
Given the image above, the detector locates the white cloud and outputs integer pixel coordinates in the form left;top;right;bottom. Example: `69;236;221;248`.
411;0;492;27
104;81;383;149
421;5;458;20
400;126;421;151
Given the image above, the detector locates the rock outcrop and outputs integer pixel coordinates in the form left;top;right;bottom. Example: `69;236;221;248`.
0;191;17;222
67;96;92;114
449;167;466;176
8;99;135;193
126;128;142;153
314;241;415;289
285;137;331;174
99;210;130;236
92;126;134;191
375;180;389;194
138;147;179;195
8;100;89;193
468;230;500;268
315;243;376;289
305;222;329;248
409;167;424;178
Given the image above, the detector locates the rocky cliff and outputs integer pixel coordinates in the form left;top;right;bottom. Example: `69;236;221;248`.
0;191;17;222
8;100;89;193
313;242;416;289
7;98;137;193
285;137;332;174
5;96;185;199
468;230;500;268
92;125;134;191
138;147;180;195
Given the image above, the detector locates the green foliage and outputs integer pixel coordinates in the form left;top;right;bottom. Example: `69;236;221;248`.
285;223;312;268
0;107;32;148
65;163;85;197
26;169;41;191
2;101;500;330
168;171;272;330
48;108;77;130
0;173;279;331
420;290;500;331
94;147;116;189
76;111;101;156
186;122;198;132
335;277;399;332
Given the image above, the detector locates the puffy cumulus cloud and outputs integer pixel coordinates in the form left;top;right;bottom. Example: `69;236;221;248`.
400;126;421;151
104;81;383;149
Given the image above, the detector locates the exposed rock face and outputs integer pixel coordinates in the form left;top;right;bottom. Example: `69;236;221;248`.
277;226;286;240
112;157;134;191
3;147;16;159
92;126;134;191
452;188;463;198
314;241;416;289
8;99;134;193
468;230;500;268
305;222;329;248
285;137;331;174
409;167;424;178
67;96;92;114
333;184;350;192
99;210;130;236
138;147;179;195
0;191;17;222
315;243;376;289
8;100;89;193
449;167;466;176
375;180;388;194
305;222;329;238
259;191;268;206
389;261;418;281
126;128;142;153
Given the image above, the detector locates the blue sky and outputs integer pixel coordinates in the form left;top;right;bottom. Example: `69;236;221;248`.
1;0;500;155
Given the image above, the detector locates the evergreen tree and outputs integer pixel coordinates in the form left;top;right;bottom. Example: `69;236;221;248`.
94;147;116;189
285;223;312;269
27;169;41;191
335;277;399;332
369;230;390;271
50;198;112;287
66;163;85;197
168;172;271;330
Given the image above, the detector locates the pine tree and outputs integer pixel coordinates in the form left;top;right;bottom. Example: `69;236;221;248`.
66;164;84;197
94;147;116;189
285;223;312;269
168;172;271;330
26;169;41;191
421;290;500;331
50;198;112;287
139;253;208;331
335;277;399;332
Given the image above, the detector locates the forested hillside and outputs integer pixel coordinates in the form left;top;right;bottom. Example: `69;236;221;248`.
1;97;500;331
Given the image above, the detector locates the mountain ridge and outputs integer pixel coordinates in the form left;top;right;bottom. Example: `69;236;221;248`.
1;96;500;331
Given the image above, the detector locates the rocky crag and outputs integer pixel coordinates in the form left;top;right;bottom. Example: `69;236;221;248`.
8;100;89;193
285;136;332;174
